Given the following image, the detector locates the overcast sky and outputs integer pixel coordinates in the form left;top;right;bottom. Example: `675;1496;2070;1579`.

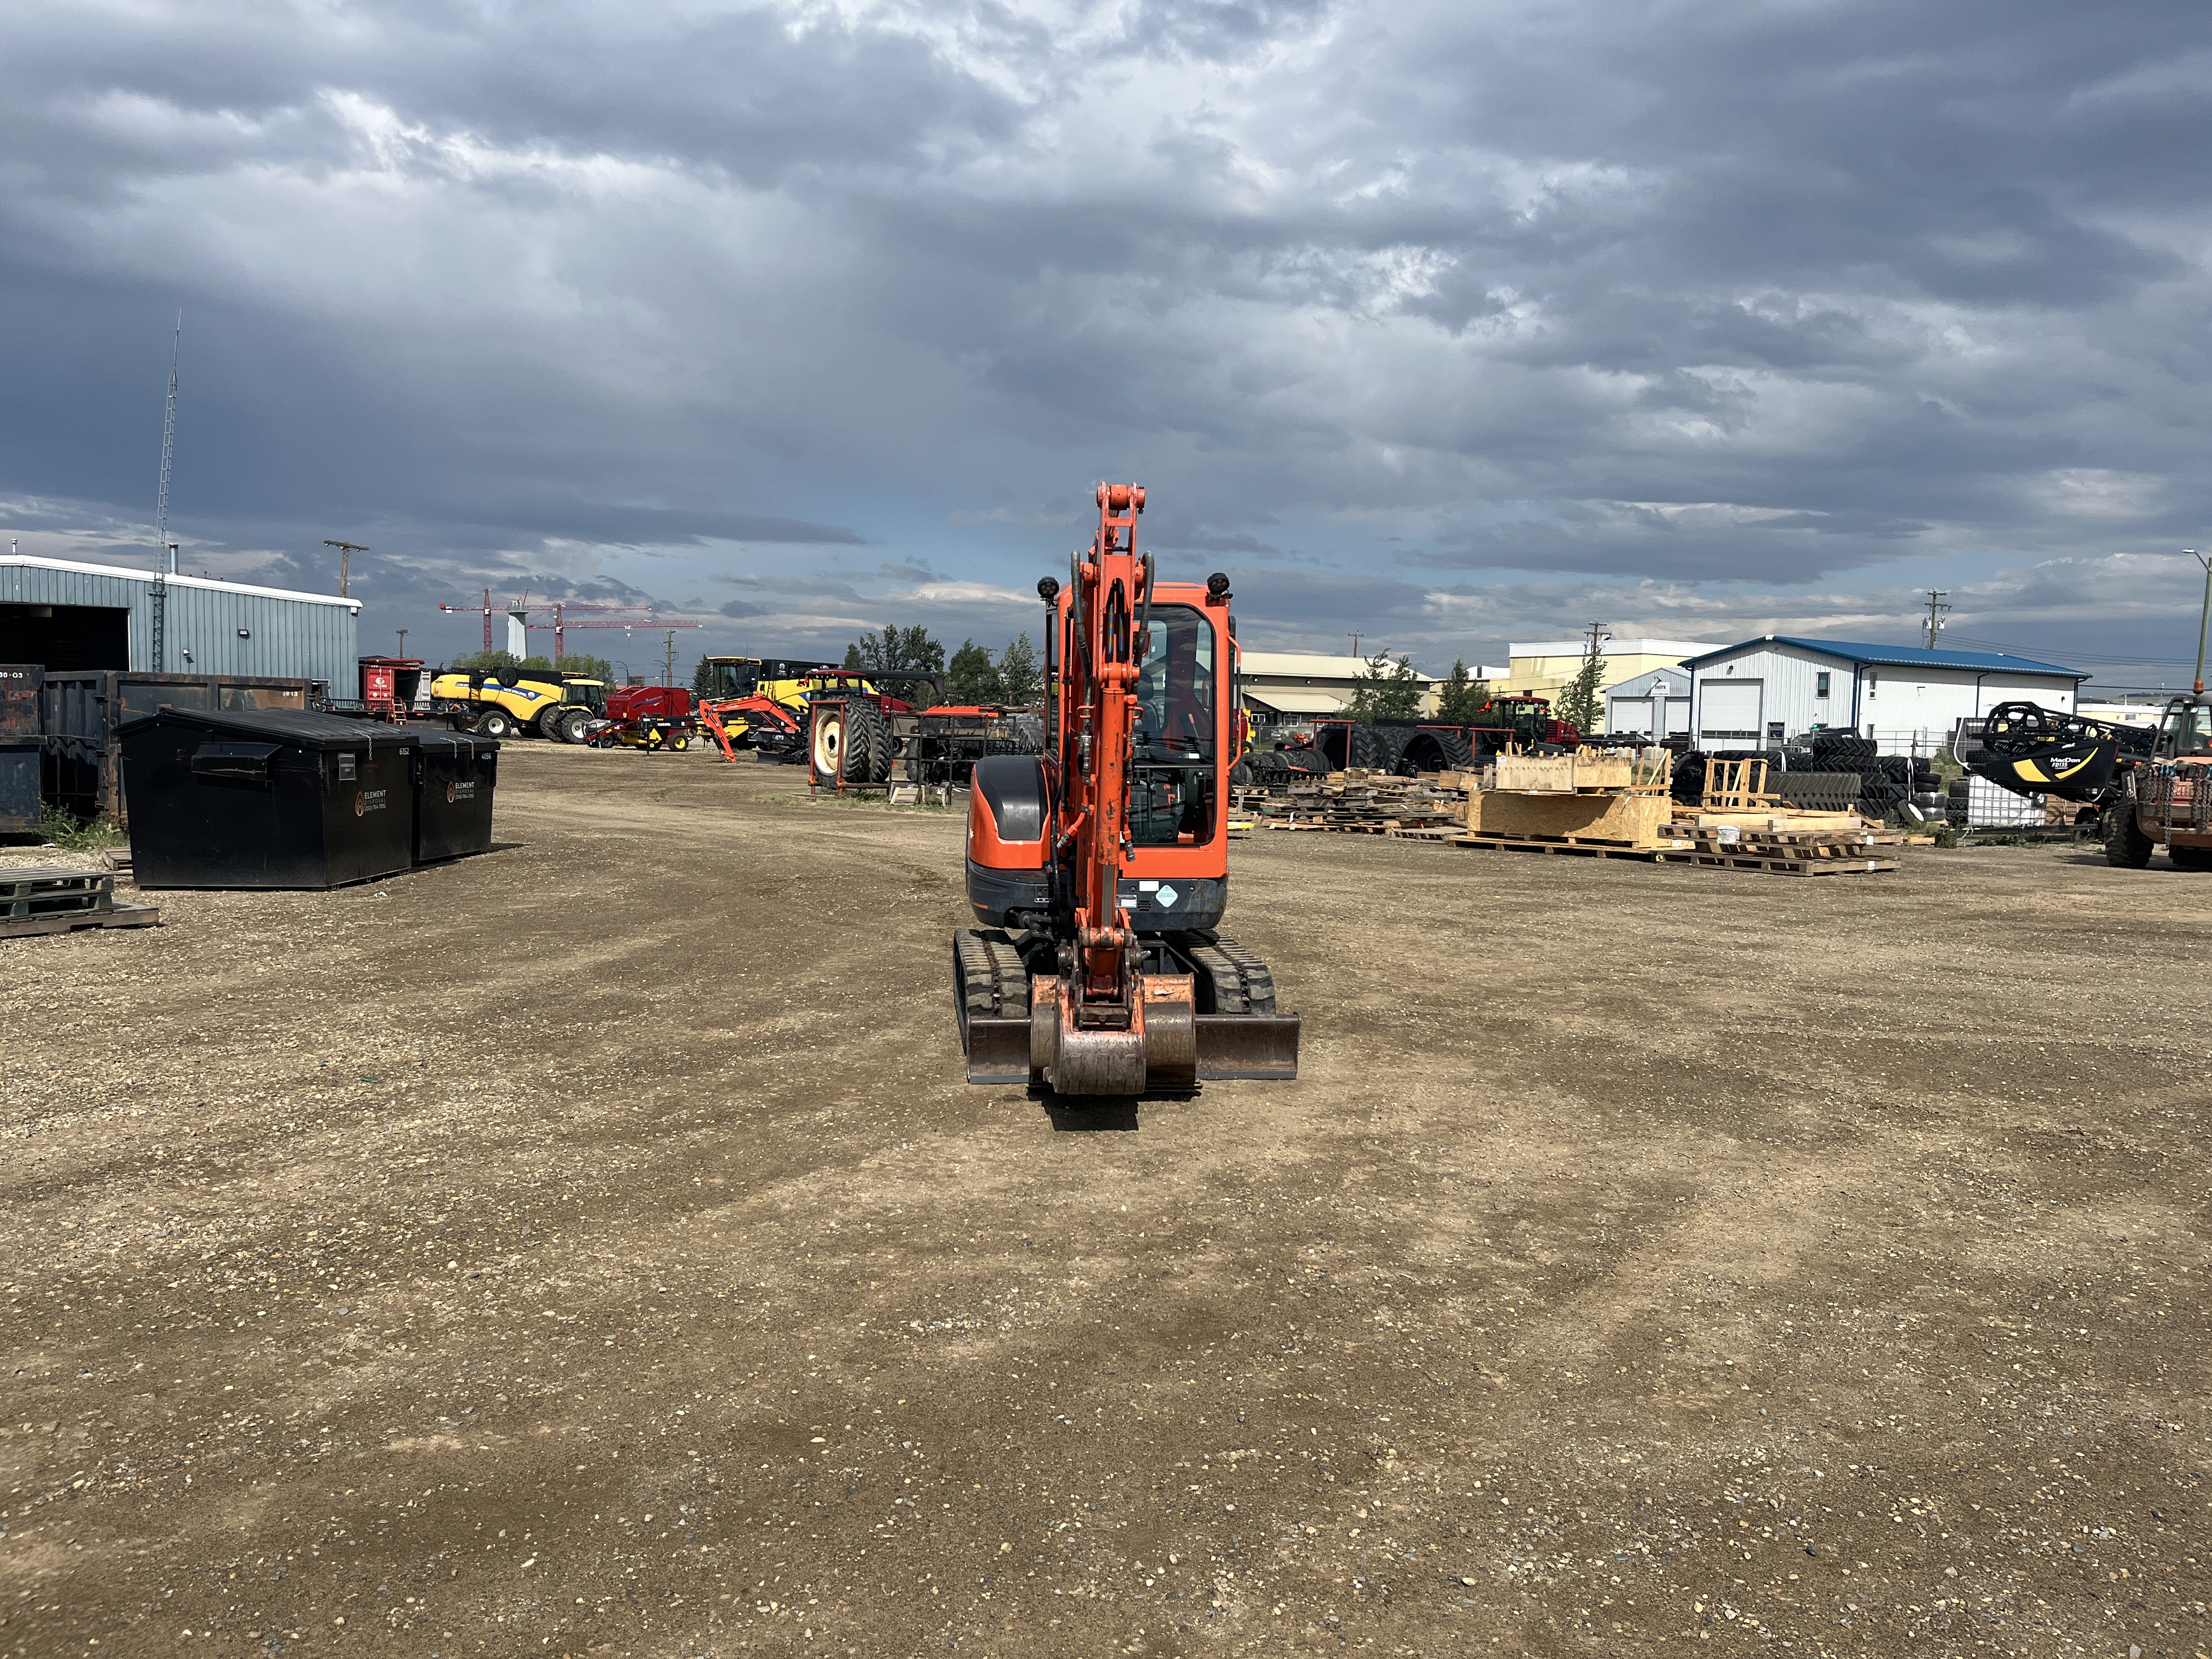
2;0;2207;687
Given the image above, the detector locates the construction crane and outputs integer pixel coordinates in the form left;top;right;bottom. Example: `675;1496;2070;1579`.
952;482;1299;1095
523;602;699;663
439;589;508;653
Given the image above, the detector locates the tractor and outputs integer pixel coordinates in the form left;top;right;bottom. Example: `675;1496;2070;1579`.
2103;695;2212;868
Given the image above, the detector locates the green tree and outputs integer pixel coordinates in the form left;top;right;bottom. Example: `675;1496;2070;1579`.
947;639;1003;704
1555;648;1609;736
446;648;613;683
691;654;717;698
1346;651;1424;724
449;648;524;676
1435;656;1489;724
846;624;946;706
996;631;1043;706
558;653;614;684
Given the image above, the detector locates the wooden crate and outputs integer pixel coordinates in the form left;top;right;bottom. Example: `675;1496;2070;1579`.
1467;789;1675;844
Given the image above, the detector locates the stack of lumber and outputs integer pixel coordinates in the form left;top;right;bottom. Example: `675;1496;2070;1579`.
1253;769;1470;836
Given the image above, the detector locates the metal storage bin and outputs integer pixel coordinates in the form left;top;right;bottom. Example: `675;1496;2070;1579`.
0;742;37;834
117;709;417;889
41;670;320;825
408;728;499;863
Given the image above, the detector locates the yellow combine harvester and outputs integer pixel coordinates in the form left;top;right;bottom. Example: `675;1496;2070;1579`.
427;668;607;742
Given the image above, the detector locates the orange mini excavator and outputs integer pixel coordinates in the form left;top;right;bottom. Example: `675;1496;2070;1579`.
953;483;1300;1094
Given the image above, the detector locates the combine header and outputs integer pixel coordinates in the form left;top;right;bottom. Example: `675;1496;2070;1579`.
953;483;1299;1096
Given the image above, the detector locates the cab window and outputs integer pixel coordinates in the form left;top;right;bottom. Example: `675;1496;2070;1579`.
2164;701;2212;757
1129;605;1218;846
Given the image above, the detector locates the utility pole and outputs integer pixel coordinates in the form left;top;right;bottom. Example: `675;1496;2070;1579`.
1583;619;1610;658
663;630;678;689
324;540;368;598
396;628;409;660
1922;590;1950;650
1348;631;1363;657
2187;549;2210;696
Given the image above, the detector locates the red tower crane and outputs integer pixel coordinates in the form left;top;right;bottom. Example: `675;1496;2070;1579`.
437;589;536;653
525;602;699;663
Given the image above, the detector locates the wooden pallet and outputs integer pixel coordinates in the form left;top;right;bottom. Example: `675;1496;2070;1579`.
1656;850;1897;876
0;865;115;918
1451;836;1662;861
1691;829;1872;849
1458;830;1681;852
0;901;160;939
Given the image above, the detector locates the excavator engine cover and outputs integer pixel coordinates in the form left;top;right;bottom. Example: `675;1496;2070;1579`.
966;754;1051;926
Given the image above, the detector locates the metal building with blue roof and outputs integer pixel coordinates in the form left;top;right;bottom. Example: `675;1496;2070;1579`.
1677;635;2087;751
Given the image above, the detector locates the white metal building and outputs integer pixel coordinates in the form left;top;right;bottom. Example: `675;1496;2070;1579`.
0;554;360;690
1680;636;2086;752
1602;665;1694;739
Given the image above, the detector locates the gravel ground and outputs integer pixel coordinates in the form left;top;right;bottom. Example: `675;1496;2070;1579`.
2;741;2208;1658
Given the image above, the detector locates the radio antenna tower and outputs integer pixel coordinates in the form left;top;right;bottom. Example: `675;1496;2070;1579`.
154;312;181;574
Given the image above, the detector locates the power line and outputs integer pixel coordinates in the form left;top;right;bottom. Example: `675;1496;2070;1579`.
1941;632;2201;666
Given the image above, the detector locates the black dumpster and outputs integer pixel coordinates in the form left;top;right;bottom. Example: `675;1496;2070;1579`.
117;709;418;889
0;742;36;834
409;728;499;863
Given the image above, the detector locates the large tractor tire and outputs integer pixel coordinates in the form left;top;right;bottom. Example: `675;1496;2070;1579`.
475;709;515;740
845;699;890;785
1348;726;1397;771
558;708;592;744
2104;802;2155;868
811;707;847;780
2168;844;2212;870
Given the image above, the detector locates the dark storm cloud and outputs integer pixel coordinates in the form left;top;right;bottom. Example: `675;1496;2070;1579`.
0;0;2205;665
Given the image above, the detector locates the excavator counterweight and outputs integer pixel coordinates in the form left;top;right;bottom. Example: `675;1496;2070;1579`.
953;483;1299;1095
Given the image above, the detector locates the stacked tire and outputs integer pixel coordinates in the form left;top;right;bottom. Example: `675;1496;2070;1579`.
1772;772;1865;812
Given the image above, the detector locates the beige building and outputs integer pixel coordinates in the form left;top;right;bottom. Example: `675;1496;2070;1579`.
1238;651;1468;724
1498;637;1716;732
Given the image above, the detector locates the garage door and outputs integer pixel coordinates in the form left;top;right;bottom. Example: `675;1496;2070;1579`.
1607;695;1657;736
1700;680;1762;742
1661;696;1690;738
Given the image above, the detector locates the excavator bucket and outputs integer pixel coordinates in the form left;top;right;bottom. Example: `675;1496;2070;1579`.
954;929;1299;1093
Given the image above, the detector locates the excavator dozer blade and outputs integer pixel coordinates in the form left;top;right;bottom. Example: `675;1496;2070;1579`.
955;929;1037;1084
1194;1014;1301;1080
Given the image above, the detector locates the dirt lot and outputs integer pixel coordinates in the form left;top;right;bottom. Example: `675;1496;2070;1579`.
3;742;2208;1658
